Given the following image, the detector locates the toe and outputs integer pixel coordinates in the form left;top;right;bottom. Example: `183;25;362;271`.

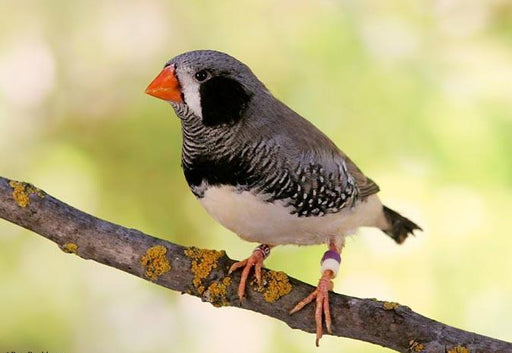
254;261;263;286
323;293;332;334
315;293;324;346
237;260;255;300
289;290;317;314
228;259;248;275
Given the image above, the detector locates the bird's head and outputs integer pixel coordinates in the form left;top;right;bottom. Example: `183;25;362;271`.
146;50;263;126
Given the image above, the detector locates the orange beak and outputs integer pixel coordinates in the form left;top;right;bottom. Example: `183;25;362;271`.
145;66;183;102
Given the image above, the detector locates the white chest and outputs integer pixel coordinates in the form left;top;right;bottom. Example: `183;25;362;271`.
198;185;384;246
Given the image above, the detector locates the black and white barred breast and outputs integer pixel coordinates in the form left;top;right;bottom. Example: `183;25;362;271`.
183;135;360;218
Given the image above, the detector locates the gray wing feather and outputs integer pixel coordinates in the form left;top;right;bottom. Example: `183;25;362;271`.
239;94;380;201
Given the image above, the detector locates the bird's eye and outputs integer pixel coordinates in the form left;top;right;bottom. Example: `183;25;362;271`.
194;70;209;82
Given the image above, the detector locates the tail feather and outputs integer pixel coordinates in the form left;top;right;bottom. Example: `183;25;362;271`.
382;205;422;244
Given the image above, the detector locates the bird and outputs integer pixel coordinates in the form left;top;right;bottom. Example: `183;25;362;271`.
145;50;421;345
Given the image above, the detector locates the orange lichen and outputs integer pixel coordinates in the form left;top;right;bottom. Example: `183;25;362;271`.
62;242;78;254
9;180;45;207
409;340;425;352
383;301;400;310
140;245;171;281
184;247;225;294
256;270;292;302
204;276;232;307
447;345;470;353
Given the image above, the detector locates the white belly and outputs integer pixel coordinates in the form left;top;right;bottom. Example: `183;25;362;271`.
198;185;385;246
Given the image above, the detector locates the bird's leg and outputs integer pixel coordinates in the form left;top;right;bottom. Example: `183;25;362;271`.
290;241;341;346
228;244;272;300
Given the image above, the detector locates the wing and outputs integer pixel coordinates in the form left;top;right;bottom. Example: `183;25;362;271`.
229;98;379;217
342;155;380;198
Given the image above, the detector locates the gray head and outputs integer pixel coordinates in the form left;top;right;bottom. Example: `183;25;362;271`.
146;50;267;126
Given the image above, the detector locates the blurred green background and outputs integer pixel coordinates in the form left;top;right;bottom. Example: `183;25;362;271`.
1;0;511;352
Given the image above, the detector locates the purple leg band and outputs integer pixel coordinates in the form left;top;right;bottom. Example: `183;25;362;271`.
254;244;271;259
321;250;341;264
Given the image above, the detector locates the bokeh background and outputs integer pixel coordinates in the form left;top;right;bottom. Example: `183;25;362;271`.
1;0;511;352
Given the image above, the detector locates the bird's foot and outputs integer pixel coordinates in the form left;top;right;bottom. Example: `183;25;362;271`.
290;270;334;346
289;246;341;346
228;244;271;301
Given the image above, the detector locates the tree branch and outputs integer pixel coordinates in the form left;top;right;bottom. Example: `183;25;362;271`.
0;176;510;353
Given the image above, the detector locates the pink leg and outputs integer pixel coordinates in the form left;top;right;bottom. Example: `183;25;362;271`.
228;244;272;300
290;241;341;346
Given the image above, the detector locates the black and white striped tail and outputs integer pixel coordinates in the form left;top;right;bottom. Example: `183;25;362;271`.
382;205;422;244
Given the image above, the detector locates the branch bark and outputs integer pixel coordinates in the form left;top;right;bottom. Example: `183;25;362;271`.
0;176;510;353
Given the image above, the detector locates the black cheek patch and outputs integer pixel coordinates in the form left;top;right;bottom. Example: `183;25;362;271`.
199;76;251;126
